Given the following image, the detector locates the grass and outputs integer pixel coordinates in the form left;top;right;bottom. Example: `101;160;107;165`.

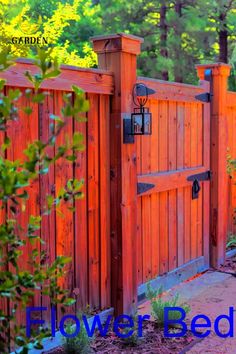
226;234;236;250
62;317;92;354
146;283;190;327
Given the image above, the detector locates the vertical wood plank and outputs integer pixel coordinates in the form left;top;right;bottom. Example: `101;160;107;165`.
177;103;184;266
202;81;210;267
141;104;152;282
159;101;169;274
232;109;236;235
87;93;100;309
137;197;143;284
168;101;177;271
197;103;203;257
190;103;198;260
150;100;159;278
54;91;74;318
142;195;151;281
184;102;191;263
39;91;56;323
99;95;110;309
74;106;88;309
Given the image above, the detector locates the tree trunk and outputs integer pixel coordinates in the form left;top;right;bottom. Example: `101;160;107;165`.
219;13;228;63
160;3;169;81
174;0;183;82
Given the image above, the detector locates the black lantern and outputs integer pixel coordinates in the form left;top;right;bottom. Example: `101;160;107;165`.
123;83;155;143
131;83;153;135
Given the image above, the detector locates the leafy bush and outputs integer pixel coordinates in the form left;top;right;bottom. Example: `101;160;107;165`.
146;284;190;327
0;48;89;353
120;307;139;347
227;153;236;238
226;234;236;249
62;317;92;354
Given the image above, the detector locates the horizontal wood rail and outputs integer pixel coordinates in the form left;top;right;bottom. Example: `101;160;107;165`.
137;76;206;103
137;166;209;196
227;91;236;107
1;59;114;94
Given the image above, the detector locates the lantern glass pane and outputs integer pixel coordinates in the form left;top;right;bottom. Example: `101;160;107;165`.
133;114;143;134
144;113;151;134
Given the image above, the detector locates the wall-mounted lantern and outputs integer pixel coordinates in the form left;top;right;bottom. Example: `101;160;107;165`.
123;83;156;144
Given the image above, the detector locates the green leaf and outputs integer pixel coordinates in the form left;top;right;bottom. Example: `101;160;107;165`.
72;85;84;95
32;93;46;103
22;107;33;115
63;298;76;306
44;69;61;79
15;336;26;346
0;79;6;90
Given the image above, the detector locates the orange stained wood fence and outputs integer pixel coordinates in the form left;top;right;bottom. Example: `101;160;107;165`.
0;34;236;318
227;91;236;236
0;60;113;323
136;78;210;287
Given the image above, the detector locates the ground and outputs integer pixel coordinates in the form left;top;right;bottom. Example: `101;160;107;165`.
140;257;236;354
45;255;236;354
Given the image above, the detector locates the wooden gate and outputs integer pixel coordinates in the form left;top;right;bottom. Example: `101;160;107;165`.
136;77;211;297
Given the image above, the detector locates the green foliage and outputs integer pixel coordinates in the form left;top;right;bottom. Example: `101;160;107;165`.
100;0;236;86
146;283;190;327
120;307;140;347
0;48;89;353
226;234;236;249
227;152;236;231
62;316;92;354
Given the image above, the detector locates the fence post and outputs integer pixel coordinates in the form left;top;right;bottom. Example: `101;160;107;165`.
91;34;143;314
196;63;231;267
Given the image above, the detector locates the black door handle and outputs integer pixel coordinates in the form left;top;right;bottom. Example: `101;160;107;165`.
192;179;201;199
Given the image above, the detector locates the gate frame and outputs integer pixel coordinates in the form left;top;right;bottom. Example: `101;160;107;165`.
196;63;231;267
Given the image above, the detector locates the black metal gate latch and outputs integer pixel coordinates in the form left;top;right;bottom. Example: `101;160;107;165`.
192;179;201;199
187;170;211;200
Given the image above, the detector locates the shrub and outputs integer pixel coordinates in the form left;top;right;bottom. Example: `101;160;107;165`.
226;234;236;249
62;318;92;354
227;153;236;234
120;307;140;347
146;283;190;327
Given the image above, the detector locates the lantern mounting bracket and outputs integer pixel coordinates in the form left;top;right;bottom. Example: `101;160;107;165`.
123;113;134;144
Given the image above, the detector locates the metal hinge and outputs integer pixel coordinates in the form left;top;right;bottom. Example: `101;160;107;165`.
187;170;211;182
195;92;212;103
137;182;155;195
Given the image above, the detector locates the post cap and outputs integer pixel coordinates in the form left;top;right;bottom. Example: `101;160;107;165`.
196;63;231;80
90;33;144;55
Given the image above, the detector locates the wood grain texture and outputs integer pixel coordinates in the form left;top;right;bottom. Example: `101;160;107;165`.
74;108;88;310
99;95;111;309
227;105;236;237
54;91;74;319
39;91;56;323
87;93;100;309
1;61;114;94
168;101;177;271
158;101;168;274
138;77;206;102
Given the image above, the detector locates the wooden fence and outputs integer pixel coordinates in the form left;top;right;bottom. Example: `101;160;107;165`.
227;91;236;236
1;34;236;320
135;78;210;289
0;60;113;323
